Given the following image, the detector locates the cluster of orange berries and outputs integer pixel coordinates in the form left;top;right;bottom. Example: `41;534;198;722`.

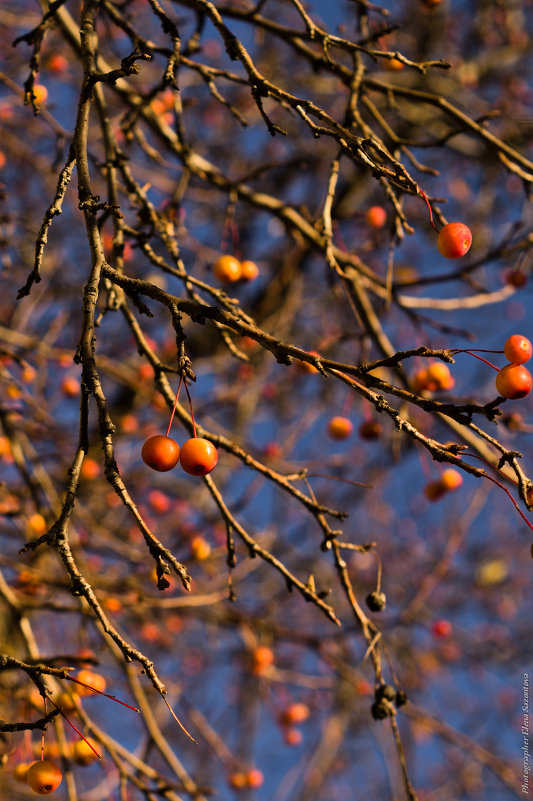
142;434;218;476
424;468;463;501
327;415;383;441
279;701;310;747
495;335;533;400
412;362;454;394
213;254;259;283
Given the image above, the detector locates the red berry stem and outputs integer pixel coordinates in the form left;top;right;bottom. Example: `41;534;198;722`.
419;189;439;233
484;474;533;533
231;220;241;261
47;696;102;759
68;676;140;712
165;374;184;438
463;451;533;532
455;350;500;371
40;698;45;761
183;380;197;438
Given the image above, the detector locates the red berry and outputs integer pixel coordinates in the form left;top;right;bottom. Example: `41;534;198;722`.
327;416;353;440
365;206;387;229
437;222;472;259
26;760;62;794
284;727;303;746
504;335;532;364
495;363;533;400
179;437;218;476
358;420;382;440
432;619;452;638
424;480;446;501
246;769;264;789
141;435;180;471
505;269;528;288
280;702;310;726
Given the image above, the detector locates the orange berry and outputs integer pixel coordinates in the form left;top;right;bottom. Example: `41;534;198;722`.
191;535;211;560
213;255;241;283
28;513;47;536
148;489;171;514
179;437;218;476
75;670;107;696
412;368;431;393
426;363;454;391
440;468;463;491
80;457;99;480
26;760;62;794
246;769;264;789
437;222;472;259
327;416;353;440
141;435;180;471
72;737;99;765
240;260;259;281
14;762;32;782
251;645;274;675
228;772;248;790
298;351;320;374
284;728;303;746
385;57;404;71
495;363;533;399
32;84;48;106
61;376;80;397
504;335;532;364
365;205;387;228
280;702;310;726
0;150;6;170
56;691;80;714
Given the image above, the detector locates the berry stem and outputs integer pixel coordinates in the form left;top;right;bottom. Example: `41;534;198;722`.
48;697;102;759
419;189;439;233
68;676;140;712
183;381;197;438
165;374;184;438
463;451;533;532
456;350;500;371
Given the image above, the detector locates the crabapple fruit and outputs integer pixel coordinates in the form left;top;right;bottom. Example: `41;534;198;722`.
437;222;472;259
327;416;353;440
495;363;533;399
179;438;218;476
504;334;532;365
26;760;62;795
141;435;180;471
240;260;259;281
440;469;463;491
358;420;383;440
213;254;241;283
280;702;310;726
365;206;387;228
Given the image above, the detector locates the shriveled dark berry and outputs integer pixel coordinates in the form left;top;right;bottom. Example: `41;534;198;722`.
375;684;396;702
396;690;408;707
366;591;386;612
371;700;389;720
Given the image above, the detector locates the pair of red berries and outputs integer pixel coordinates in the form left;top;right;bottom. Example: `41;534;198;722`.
142;435;218;476
495;335;533;400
